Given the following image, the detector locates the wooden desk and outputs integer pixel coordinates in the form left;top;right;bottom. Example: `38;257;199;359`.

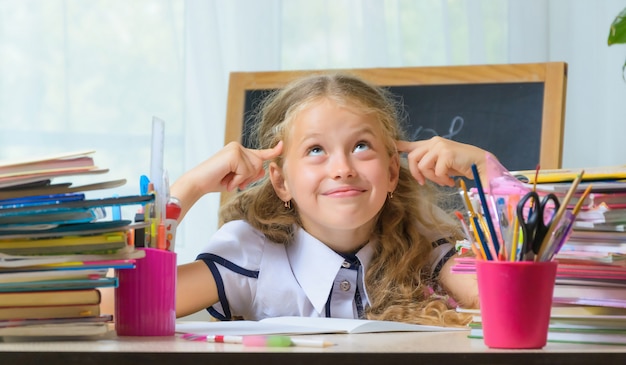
1;329;625;365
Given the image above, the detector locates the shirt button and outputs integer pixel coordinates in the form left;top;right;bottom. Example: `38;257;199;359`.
341;261;350;268
340;280;351;291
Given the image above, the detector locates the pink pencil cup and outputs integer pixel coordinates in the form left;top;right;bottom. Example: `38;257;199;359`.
115;248;176;336
476;260;557;349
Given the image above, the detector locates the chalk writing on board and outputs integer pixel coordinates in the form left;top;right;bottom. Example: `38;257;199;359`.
411;116;465;141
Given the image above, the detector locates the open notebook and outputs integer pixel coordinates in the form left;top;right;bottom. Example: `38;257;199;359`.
175;316;468;336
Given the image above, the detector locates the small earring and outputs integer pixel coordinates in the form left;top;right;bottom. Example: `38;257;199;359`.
388;191;394;199
284;200;292;209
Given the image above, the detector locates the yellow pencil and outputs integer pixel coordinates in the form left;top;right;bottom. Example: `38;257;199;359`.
572;184;593;216
459;179;477;216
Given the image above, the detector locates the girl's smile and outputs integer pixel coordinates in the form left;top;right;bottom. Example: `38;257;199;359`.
322;185;367;197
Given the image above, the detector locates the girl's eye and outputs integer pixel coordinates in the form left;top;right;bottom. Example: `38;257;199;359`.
307;146;324;156
354;142;371;153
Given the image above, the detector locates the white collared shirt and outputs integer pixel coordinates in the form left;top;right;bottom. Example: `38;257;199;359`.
197;220;453;320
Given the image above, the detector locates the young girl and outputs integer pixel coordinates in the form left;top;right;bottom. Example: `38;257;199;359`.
172;73;493;327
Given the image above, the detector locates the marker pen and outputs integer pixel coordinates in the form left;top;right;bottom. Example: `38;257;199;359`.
181;333;333;348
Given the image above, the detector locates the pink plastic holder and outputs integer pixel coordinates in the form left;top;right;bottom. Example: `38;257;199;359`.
115;248;176;336
476;260;557;349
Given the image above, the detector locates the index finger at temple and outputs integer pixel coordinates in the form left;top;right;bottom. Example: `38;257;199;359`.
395;140;416;153
257;140;284;160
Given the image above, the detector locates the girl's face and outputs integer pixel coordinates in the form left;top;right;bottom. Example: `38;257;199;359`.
269;98;399;252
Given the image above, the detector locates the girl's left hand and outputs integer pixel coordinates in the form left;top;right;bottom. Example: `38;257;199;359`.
396;137;491;186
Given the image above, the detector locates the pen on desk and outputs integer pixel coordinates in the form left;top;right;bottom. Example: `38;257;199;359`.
180;333;334;348
245;335;334;348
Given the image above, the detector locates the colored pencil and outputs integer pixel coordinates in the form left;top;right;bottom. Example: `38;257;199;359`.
572;184;593;215
471;164;500;258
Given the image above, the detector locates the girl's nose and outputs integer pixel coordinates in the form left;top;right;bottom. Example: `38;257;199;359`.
329;154;356;179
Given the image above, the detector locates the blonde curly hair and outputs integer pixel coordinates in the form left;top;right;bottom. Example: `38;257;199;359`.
220;73;471;327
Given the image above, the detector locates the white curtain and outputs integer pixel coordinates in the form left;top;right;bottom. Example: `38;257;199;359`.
0;0;624;267
508;0;626;169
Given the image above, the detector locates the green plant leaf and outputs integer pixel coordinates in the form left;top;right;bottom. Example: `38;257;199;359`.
608;7;626;45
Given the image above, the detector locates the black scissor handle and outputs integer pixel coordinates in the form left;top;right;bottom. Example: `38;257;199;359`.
517;192;540;254
531;193;561;251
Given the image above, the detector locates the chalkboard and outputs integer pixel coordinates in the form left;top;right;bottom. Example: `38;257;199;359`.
224;63;568;203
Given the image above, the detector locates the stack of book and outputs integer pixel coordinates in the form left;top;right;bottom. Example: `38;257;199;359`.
0;150;151;338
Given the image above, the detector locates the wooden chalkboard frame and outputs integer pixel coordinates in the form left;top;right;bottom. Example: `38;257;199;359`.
223;62;568;204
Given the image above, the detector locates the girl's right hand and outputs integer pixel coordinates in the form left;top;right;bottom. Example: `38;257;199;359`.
170;141;283;221
215;141;284;192
191;141;283;194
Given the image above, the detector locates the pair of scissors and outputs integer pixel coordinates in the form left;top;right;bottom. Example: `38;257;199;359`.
516;191;561;259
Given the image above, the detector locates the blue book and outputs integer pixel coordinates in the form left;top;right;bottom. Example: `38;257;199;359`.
0;193;85;208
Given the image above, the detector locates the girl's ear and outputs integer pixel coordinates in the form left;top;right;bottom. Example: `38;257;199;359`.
269;161;292;201
389;153;400;191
